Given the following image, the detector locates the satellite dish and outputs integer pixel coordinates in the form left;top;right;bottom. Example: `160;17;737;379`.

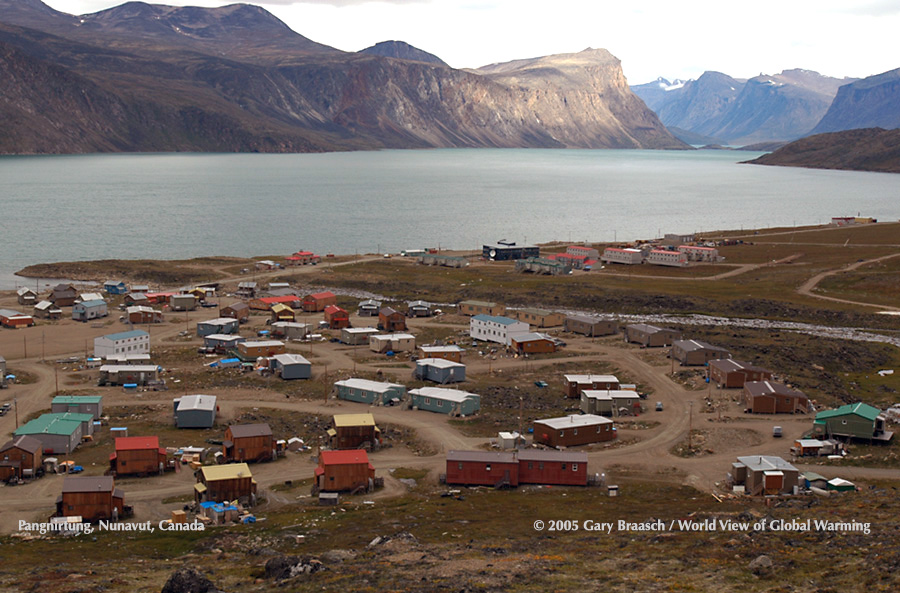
489;250;496;258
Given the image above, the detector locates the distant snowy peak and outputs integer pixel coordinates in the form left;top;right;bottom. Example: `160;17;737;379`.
653;77;689;91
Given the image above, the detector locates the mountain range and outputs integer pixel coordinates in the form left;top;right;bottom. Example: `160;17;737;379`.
0;0;685;154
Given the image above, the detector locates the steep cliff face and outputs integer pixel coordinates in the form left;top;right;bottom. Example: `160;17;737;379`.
0;1;686;153
811;68;900;134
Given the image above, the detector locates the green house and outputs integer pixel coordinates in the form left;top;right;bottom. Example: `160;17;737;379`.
333;379;406;406
813;403;892;442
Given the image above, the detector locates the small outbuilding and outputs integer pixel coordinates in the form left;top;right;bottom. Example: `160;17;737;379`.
224;424;275;463
378;307;407;332
197;318;239;337
109;436;167;476
196;463;257;504
316;450;375;493
0;435;43;480
329;414;381;450
57;476;125;522
270;353;312;380
173;395;217;428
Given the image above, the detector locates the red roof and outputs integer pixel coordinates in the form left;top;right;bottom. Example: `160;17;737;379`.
294;251;316;257
679;245;717;252
320;449;370;465
324;305;347;315
115;436;160;451
307;291;335;301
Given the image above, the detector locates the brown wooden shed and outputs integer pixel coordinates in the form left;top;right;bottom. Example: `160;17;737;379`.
56;476;125;522
316;450;375;492
224;424;275;463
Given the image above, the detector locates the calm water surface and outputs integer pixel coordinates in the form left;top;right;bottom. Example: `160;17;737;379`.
1;149;898;288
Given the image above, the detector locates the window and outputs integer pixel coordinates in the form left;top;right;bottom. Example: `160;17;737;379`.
458;463;463;470
528;462;533;469
538;463;544;470
597;425;602;433
573;429;578;435
561;463;567;470
486;464;491;471
841;419;848;425
572;464;578;472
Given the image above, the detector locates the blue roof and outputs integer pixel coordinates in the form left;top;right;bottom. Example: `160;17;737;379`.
102;330;149;341
472;314;520;325
78;300;106;307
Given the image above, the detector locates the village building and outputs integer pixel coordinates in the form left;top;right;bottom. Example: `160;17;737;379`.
196;463;257;504
418;345;465;363
0;356;5;388
369;333;416;353
580;390;642;417
144;292;177;305
33;300;63;320
237;340;285;359
445;451;519;487
517;449;589;486
624;324;682;347
378;307;407;332
457;300;506;317
341;327;380;345
358;299;381;316
743;381;809;414
49;284;78;307
220;302;250;323
791;439;827;457
51;395;103;419
286;250;320;265
566;245;600;260
270;353;312;380
57;476;125;522
513;308;565;328
470;315;530;346
515;257;571;275
482;242;540;261
663;233;695;246
418;253;468;268
94;330;150;358
173;395;217;428
224;424;275;462
813;403;893;442
601;247;643;265
271;321;311;340
170;293;197;312
270;303;296;322
72;299;108;321
533;414;616;448
131;285;150;294
414;358;466;384
646;249;687;267
316;450;376;493
564;315;618;337
547;252;592;269
0;435;43;480
76;292;105;304
408;387;480;416
103;280;129;295
249;295;302;311
731;455;798;495
195;318;239;337
98;365;159;386
563;374;620;398
333;378;406;406
709;359;773;388
14;413;94;454
123;293;149;307
203;334;246;352
16;287;37;306
109;436;167;476
127;306;163;324
671;340;731;366
406;300;432;317
324;305;350;329
678;245;720;262
105;353;151;365
236;282;258;299
511;333;558;355
302;291;337;312
0;309;35;328
329;413;381;450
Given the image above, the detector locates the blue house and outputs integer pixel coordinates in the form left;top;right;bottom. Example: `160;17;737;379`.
104;281;129;295
334;378;407;406
73;299;108;321
408;387;480;416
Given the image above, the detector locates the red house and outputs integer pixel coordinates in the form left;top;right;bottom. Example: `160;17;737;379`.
378;307;407;332
303;291;337;312
286;251;321;265
315;449;376;492
109;436;167;476
445;451;519;487
517;449;588;486
324;305;350;329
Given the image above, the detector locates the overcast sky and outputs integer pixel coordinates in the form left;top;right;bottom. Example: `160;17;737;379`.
43;0;900;84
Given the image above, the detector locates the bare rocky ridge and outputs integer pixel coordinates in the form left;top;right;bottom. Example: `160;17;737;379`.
0;1;686;154
745;128;900;173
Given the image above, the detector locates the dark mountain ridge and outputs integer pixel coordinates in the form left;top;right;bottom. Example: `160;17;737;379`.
746;128;900;173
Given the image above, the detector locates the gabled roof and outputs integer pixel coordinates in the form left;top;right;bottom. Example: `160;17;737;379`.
324;305;347;315
472;315;522;325
736;455;797;473
116;436;160;451
306;291;335;300
673;340;729;353
535;414;613;430
52;395;102;405
201;463;253;481
0;435;43;454
228;424;272;439
334;378;404;392
816;402;882;422
744;381;806;399
62;475;115;493
709;359;770;374
320;449;371;465
175;395;217;412
333;413;376;427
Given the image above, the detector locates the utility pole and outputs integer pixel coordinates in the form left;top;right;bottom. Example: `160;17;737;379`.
23;335;27;359
688;401;694;452
14;398;18;428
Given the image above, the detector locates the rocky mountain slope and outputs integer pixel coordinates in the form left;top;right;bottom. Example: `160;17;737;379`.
633;69;854;145
0;0;685;154
810;68;900;135
359;40;447;66
745;128;900;173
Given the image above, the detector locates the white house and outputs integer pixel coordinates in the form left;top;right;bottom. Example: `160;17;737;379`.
94;330;150;358
601;248;643;265
469;315;530;346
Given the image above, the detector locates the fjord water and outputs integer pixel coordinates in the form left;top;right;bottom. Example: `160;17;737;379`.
1;149;898;288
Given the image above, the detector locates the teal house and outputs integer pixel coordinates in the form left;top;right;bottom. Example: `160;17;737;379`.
408;387;480;417
814;403;892;442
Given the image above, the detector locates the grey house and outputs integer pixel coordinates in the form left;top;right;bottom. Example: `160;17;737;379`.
671;340;731;366
270;354;311;380
358;300;382;317
197;318;240;337
407;300;432;317
72;299;108;321
171;294;197;312
51;395;103;420
173;395;217;428
565;315;619;337
414;358;466;384
408;387;480;416
624;324;682;347
334;378;407;406
341;327;380;345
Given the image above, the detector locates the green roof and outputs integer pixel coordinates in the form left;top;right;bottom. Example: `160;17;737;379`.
52;396;102;404
14;413;93;436
815;402;881;422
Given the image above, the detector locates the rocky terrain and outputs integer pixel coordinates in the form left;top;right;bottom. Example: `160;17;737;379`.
746;128;900;173
0;0;685;154
811;67;900;135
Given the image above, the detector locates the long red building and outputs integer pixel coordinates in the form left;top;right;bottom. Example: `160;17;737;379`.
446;449;589;487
